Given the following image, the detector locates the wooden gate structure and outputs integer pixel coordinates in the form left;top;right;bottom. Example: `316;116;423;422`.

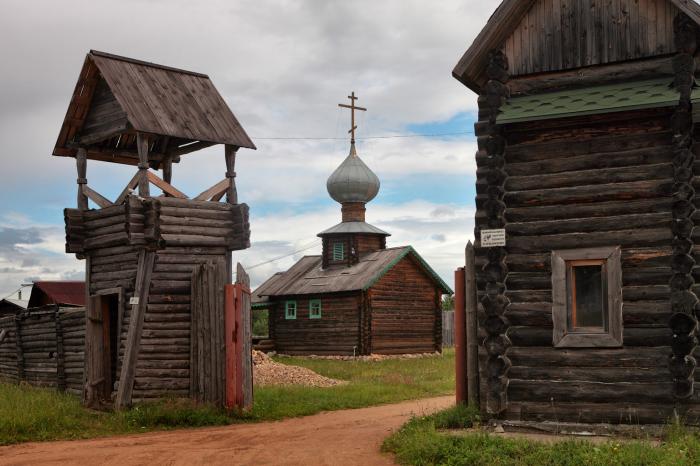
56;50;256;409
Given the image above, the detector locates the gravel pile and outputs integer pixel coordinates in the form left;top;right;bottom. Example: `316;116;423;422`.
252;350;346;388
301;352;441;361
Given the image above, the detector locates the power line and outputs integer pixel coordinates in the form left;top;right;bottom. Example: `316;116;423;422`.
252;131;474;141
237;240;322;274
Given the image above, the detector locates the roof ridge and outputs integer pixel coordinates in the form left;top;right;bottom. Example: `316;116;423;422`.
89;50;209;79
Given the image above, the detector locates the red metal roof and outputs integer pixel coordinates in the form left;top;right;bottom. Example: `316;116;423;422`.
28;281;85;307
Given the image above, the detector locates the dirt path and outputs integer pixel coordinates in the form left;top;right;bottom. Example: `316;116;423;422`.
0;396;453;466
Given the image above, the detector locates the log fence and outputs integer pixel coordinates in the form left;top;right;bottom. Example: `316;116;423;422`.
0;306;86;395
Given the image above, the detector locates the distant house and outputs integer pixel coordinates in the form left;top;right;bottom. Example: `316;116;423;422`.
253;137;451;355
27;281;85;308
0;298;27;317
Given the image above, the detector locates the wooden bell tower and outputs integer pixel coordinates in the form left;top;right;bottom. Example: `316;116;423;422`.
55;51;256;408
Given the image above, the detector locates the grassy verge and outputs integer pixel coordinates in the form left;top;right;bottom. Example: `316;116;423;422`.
383;406;700;466
0;349;454;446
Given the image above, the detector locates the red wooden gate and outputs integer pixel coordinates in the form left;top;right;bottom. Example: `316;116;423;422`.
225;263;253;410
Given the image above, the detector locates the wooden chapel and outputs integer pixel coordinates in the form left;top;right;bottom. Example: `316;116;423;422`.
57;50;255;408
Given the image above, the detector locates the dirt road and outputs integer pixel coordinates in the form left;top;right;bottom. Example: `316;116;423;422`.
0;396;453;466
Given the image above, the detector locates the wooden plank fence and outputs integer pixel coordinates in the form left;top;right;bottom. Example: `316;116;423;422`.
0;306;85;394
442;310;455;347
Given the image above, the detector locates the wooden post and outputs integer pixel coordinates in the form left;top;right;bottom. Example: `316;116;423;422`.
465;242;480;407
137;133;150;198
225;145;238;204
115;250;155;409
162;155;173;194
55;305;66;392
454;267;467;405
13;315;24;382
237;263;253;410
76;148;88;210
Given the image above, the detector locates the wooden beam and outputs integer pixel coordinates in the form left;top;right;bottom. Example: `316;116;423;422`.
115;171;141;205
76;148;88;210
115;250;155;409
83;185;113;208
508;56;675;95
194;178;229;201
146;171;188;199
137;133;150;197
225;145;238;204
170;141;216;157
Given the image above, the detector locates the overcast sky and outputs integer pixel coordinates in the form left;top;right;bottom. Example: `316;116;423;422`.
0;0;499;298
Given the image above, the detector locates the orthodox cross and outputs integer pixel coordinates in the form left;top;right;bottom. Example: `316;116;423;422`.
338;91;367;144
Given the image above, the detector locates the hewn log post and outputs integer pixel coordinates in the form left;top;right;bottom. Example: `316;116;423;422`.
465;241;480;408
669;12;699;399
225;144;238;204
477;50;511;415
137;133;150;198
162;155;173;195
76;148;88;210
454;267;467;404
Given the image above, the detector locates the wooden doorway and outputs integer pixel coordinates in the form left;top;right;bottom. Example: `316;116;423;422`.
84;288;123;407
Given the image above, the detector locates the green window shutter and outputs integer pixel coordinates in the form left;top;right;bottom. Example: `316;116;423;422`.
285;301;297;320
309;299;322;319
332;242;345;261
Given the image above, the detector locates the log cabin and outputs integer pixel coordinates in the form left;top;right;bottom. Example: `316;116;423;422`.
253;94;451;355
453;0;700;424
57;50;255;409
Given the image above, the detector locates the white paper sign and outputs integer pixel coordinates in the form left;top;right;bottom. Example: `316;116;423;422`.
129;297;140;305
481;229;506;247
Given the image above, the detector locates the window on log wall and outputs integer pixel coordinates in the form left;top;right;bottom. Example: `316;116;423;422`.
551;246;622;348
309;299;322;319
285;301;297;320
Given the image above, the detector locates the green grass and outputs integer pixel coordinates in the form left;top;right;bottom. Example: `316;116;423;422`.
382;406;700;466
254;351;454;419
0;350;454;445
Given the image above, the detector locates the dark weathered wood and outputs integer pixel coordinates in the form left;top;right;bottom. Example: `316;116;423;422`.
225;145;238;204
76;148;88;210
137;132;150;198
115;250;155;409
465;242;479;407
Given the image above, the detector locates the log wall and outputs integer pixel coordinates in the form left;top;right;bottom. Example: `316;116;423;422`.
369;255;442;354
474;104;683;422
270;293;362;355
0;307;85;395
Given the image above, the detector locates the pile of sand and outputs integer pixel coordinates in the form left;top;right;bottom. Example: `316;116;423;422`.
252;350;345;388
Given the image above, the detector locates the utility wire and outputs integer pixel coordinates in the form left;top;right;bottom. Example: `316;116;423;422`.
234;239;322;276
1;284;31;301
252;131;474;141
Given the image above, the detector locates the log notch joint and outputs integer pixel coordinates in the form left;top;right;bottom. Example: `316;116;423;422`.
669;12;700;400
477;50;511;415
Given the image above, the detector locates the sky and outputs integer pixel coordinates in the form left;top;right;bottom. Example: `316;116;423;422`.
0;0;500;298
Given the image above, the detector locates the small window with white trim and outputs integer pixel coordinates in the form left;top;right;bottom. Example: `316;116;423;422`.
285;301;297;320
551;246;622;348
309;299;322;319
332;242;345;261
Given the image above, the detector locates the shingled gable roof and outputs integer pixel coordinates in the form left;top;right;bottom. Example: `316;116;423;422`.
452;0;700;93
54;50;255;164
252;246;452;305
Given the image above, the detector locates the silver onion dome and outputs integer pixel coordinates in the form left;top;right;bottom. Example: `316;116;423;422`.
326;143;380;203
